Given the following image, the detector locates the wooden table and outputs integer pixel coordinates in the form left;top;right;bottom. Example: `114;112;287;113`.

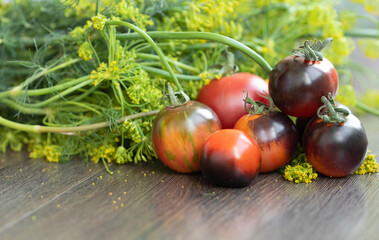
0;114;378;240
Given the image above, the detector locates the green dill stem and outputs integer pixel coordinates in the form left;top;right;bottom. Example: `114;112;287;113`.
18;76;90;97
0;110;159;133
344;29;379;38
69;85;100;103
136;53;200;74
1;99;51;115
356;101;379;117
117;32;273;74
0;58;81;99
59;101;102;115
106;20;183;91
17;79;92;108
101;157;113;175
141;66;203;81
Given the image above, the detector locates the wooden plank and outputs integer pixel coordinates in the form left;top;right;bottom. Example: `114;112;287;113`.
0;160;378;240
0;156;103;233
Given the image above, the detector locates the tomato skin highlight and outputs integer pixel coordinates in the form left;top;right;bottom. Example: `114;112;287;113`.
152;101;221;173
196;73;269;129
200;129;261;187
303;114;368;177
269;56;339;117
234;111;298;172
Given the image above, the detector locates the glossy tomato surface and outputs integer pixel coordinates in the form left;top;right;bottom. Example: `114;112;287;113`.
234;111;298;172
196;73;269;129
303;114;368;177
200;129;261;187
152;101;221;173
269;56;338;117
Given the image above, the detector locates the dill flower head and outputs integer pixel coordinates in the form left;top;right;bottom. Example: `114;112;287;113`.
283;153;318;183
78;41;93;61
354;152;378;175
336;84;357;108
92;14;108;31
358;39;379;59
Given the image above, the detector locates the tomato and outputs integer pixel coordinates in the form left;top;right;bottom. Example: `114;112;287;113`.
152;101;221;173
295;117;313;146
234;111;298;172
269;56;338;117
200;129;261;187
303;113;368;177
296;103;351;146
196;73;269;129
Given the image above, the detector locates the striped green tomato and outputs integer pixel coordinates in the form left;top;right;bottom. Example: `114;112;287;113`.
152;101;221;173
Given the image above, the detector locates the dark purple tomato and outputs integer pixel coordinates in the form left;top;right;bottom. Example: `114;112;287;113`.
196;73;269;129
200;129;261;187
296;117;313;146
234;111;298;172
303;114;368;177
269;56;339;117
152;101;221;173
296;103;351;146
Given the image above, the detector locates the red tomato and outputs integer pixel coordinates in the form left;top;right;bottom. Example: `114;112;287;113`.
200;129;261;187
269;56;338;117
234;111;298;172
152;101;221;173
196;73;269;129
303;114;368;177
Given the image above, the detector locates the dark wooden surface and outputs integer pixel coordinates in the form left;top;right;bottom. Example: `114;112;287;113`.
0;114;378;240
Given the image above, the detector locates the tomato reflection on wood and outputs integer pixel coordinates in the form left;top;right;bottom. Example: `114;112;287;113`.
196;73;269;129
234;110;298;173
269;39;339;117
200;129;261;187
152;101;221;173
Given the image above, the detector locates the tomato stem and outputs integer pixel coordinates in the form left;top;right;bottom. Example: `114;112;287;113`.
292;38;332;62
243;91;273;115
317;93;350;123
162;82;190;107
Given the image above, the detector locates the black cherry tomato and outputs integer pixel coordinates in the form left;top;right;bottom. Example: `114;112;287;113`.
200;129;261;187
269;39;339;117
303;113;368;177
234;94;298;173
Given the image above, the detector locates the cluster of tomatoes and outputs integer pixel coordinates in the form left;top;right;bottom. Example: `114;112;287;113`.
152;41;368;187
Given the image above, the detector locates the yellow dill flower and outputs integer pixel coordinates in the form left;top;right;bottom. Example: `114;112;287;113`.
325;37;355;65
322;21;343;39
43;145;62;163
358;39;379;59
114;0;153;30
339;10;357;31
78;42;93;61
336;84;357;108
354;152;378;175
283;153;318;183
114;146;131;164
70;26;85;39
92;14;108;31
29;144;44;159
89;144;116;163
